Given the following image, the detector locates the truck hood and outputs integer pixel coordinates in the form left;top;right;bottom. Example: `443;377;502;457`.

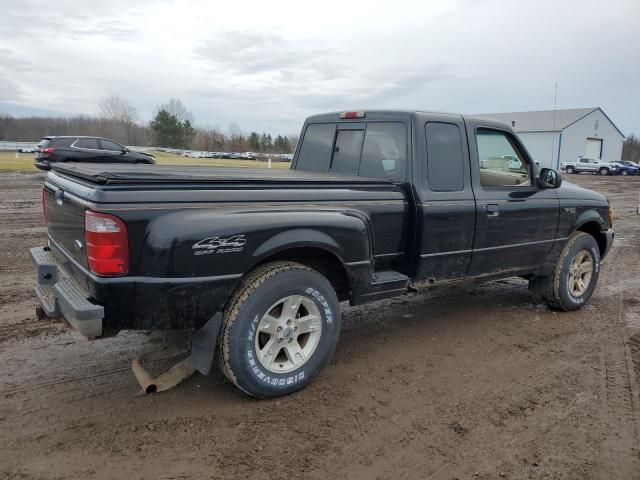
556;180;607;203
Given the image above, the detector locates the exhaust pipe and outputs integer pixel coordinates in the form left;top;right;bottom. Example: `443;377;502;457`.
131;345;196;395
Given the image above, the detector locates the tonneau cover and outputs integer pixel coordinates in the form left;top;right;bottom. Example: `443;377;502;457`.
51;163;391;185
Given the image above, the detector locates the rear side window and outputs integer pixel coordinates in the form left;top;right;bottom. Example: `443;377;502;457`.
425;122;464;191
359;123;406;182
38;138;51;148
296;123;336;172
330;129;364;175
74;138;100;149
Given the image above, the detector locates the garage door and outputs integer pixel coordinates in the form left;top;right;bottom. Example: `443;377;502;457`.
585;138;603;159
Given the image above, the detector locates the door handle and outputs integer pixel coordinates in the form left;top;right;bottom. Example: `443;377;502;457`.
486;204;500;217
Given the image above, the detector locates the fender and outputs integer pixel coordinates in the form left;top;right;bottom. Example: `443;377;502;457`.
573;208;606;231
139;208;373;283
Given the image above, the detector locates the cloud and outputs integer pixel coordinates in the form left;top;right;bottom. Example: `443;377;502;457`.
0;75;26;103
194;31;340;79
0;48;33;73
0;0;637;136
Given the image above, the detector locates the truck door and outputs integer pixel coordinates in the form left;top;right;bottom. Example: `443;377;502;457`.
414;113;475;283
465;119;559;276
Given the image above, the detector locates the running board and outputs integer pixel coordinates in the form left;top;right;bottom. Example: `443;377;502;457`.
352;271;410;305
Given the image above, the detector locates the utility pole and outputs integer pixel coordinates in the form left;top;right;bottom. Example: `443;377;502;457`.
551;82;558;168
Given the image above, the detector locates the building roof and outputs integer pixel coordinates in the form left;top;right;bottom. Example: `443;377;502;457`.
472;107;603;133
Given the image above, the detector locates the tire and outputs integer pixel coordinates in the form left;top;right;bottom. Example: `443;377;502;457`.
219;261;341;398
533;232;601;311
621;170;628;176
565;166;575;174
599;167;610;176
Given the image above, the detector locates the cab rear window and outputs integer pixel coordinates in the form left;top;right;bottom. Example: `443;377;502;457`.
296;122;406;182
296;123;336;173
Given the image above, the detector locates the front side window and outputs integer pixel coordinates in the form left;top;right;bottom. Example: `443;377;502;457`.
476;129;531;187
359;122;406;182
296;123;336;173
74;138;100;149
100;139;124;151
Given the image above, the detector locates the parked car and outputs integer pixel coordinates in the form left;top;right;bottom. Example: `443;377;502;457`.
34;136;156;171
560;157;619;175
19;146;36;153
610;161;639;176
31;110;614;398
619;160;640;171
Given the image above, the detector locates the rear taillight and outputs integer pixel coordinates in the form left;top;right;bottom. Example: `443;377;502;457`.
85;211;129;276
41;147;55;155
41;187;47;224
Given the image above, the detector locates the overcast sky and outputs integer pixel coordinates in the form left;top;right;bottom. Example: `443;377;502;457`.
1;0;638;136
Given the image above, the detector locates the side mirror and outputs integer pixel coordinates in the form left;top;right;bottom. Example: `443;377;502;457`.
121;148;128;154
539;168;562;189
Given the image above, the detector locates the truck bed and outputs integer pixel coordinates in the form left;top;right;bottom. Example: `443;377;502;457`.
51;163;391;185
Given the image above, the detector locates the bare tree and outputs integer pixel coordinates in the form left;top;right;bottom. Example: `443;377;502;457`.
158;98;194;124
226;123;246;152
622;134;640;163
98;94;139;144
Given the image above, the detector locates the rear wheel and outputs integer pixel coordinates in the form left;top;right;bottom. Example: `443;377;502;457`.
219;261;341;398
565;166;575;174
599;167;610;176
531;232;600;311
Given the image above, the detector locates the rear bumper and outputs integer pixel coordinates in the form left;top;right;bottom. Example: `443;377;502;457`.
603;228;614;259
35;160;51;171
30;246;104;338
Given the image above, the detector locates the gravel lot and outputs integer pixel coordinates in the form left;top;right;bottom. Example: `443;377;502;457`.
1;172;639;479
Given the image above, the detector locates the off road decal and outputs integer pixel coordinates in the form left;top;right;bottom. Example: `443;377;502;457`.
193;234;246;255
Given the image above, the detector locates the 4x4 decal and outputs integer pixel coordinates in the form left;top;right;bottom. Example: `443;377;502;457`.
192;235;247;255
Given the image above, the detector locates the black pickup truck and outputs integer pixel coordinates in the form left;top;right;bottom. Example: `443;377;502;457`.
31;110;614;398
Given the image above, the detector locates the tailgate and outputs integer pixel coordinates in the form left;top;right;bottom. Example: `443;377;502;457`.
44;182;89;270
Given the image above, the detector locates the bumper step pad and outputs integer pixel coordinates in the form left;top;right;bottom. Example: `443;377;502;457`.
30;246;104;338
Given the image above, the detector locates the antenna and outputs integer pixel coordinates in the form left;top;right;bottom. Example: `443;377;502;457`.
551;82;558;168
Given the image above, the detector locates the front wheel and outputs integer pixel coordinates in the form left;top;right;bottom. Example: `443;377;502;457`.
621;170;628;176
565;166;575;174
531;232;601;311
219;261;341;398
599;167;610;176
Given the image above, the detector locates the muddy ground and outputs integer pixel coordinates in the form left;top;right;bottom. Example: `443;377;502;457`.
1;172;639;480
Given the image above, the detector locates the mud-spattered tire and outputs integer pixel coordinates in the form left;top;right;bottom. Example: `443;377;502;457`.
219;261;340;398
534;232;601;311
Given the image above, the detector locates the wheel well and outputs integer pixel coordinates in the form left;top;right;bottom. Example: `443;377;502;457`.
254;247;350;301
576;221;606;256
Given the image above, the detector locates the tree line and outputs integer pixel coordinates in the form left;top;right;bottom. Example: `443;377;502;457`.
622;134;640;163
0;94;297;154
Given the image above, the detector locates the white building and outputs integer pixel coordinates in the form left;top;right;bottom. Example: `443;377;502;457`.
474;107;624;169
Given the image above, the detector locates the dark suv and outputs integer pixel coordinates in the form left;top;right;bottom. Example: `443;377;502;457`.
34;136;156;171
